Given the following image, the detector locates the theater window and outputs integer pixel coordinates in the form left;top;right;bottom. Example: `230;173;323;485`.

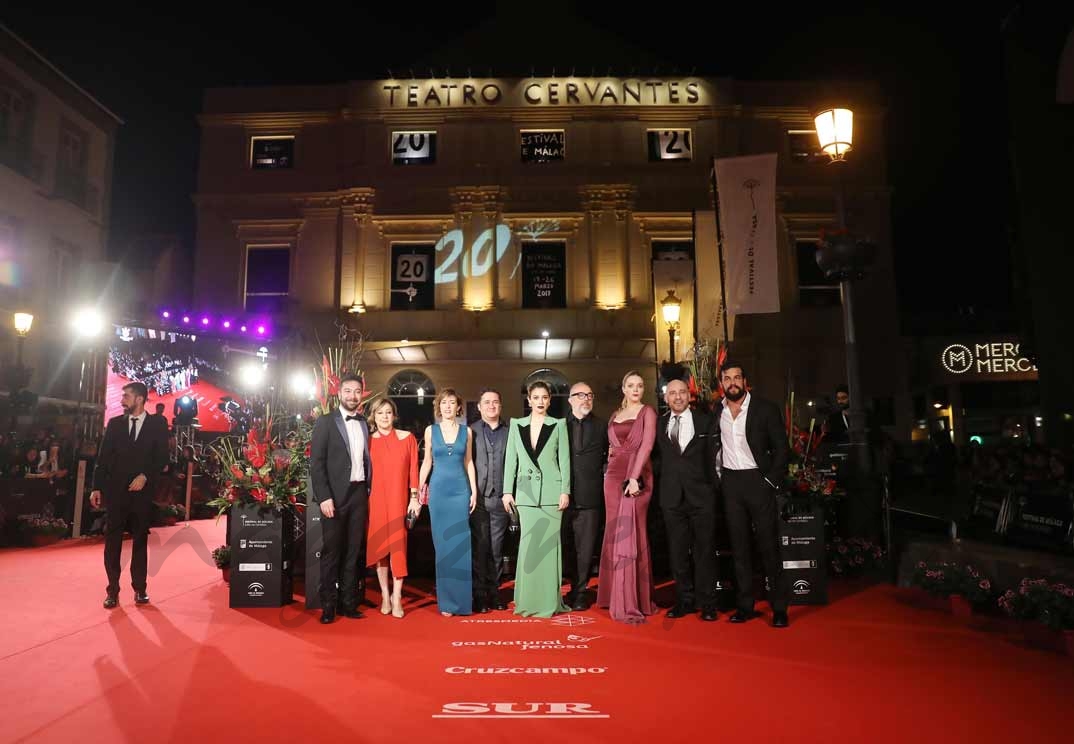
390;244;436;310
647;129;693;161
520;130;565;163
250;136;295;169
787;130;827;164
796;241;841;308
244;246;290;314
392;131;437;165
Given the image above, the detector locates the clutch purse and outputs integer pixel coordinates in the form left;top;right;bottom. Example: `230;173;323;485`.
507;502;521;533
406;508;420;530
419;483;429;506
621;477;645;496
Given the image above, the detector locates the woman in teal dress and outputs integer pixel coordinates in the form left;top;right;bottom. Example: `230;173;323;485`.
419;389;477;616
502;381;571;618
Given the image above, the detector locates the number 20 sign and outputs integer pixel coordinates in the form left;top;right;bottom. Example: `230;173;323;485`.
394;254;430;283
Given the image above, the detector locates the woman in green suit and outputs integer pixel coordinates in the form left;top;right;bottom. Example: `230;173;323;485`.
502;381;571;617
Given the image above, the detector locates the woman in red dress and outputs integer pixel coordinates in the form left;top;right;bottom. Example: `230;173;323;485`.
366;398;420;618
596;370;658;623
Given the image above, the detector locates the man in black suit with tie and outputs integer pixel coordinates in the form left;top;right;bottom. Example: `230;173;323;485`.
716;361;792;628
656;379;720;621
563;381;608;610
309;374;372;624
90;381;169;609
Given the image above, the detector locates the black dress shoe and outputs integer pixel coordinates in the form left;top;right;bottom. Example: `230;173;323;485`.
666;604;697;619
729;609;759;623
772;610;789;628
494;601;508;611
571;595;590;611
701;606;719;622
134;592;150;605
340;606;364;619
320;607;337;624
474;601;491;614
103;595;118;609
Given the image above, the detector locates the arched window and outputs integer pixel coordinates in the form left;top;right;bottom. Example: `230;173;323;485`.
387;369;436;437
521;368;570;418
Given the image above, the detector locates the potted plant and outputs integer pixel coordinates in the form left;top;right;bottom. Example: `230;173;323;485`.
17;514;68;547
212;544;231;583
954;565;995;617
828;536;887;579
909;560;964;612
156;502;187;526
1002;579;1074;654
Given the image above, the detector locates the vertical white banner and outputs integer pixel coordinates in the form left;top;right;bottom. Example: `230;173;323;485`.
715;154;780;315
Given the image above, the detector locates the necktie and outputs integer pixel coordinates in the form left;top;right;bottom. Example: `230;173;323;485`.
345;414;361;422
129;416;138;443
671;415;681;454
574;418;585;450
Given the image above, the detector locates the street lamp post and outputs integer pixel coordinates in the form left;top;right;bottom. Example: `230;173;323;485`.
660;289;683;365
814;108;876;476
69;307;105;539
14;312;33;368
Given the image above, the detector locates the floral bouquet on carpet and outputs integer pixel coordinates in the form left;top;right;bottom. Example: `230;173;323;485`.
1000;579;1074;630
17;514;68;537
827;536;886;577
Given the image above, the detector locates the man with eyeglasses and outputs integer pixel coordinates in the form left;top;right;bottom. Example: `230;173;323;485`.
562;382;608;610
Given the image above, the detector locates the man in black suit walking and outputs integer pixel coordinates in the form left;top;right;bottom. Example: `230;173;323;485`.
716;361;792;628
90;381;169;609
563;381;608;610
309;374;372;624
656;379;720;621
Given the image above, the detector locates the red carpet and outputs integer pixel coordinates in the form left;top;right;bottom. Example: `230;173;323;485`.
2;521;1073;743
106;371;242;433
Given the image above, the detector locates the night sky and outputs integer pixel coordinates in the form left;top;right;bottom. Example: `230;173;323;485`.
3;3;1018;330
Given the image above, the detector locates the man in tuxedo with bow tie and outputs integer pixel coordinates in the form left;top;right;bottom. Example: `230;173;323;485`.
90;381;169;609
655;378;720;621
310;374;372;624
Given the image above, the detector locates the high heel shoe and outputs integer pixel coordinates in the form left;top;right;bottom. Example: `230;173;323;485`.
391;595;404;619
440;611;453;617
380;596;391;615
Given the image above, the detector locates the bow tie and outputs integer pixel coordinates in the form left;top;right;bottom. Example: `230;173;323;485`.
345;414;361;422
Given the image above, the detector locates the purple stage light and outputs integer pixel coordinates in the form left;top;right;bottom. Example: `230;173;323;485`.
256;325;266;335
201;317;209;326
240;325;247;332
162;311;170;319
223;320;231;329
182;316;190;323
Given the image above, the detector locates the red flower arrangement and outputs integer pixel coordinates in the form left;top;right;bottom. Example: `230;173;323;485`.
206;415;310;516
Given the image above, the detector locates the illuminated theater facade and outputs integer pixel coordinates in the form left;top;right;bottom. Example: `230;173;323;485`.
192;76;901;431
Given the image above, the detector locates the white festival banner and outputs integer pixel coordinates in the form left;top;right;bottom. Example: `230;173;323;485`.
714;154;780;315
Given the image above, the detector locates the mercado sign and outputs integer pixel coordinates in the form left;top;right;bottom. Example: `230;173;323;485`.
377;78;706;108
936;339;1038;382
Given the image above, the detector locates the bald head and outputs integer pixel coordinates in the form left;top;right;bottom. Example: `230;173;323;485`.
664;379;690;414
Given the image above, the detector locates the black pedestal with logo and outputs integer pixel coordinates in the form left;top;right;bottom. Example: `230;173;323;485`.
304;499;324;610
229;504;294;608
777;495;829;605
